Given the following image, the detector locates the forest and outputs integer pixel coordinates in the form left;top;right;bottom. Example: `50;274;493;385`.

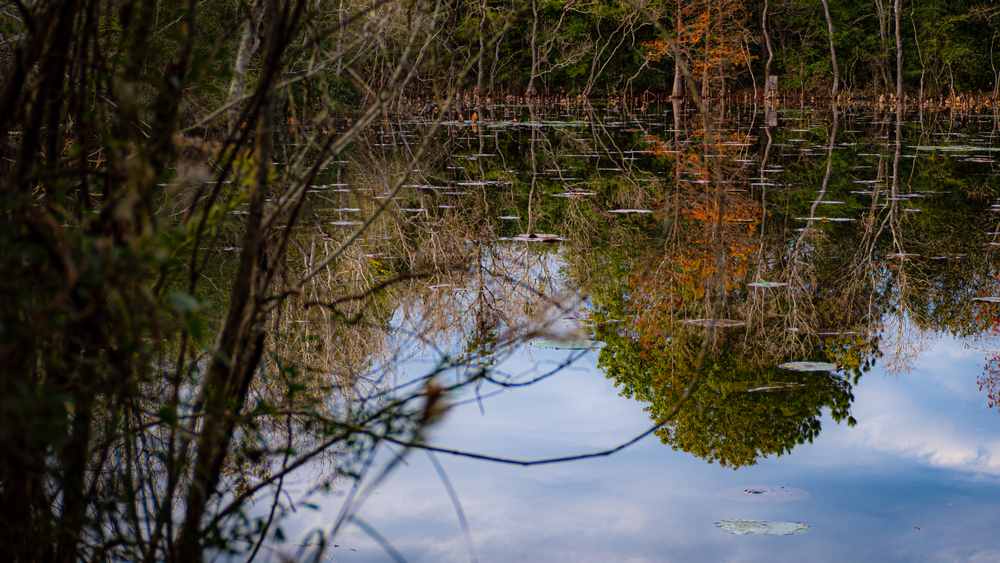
3;0;1000;561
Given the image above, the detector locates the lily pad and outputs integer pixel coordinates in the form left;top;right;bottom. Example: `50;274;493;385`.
530;339;606;350
680;318;746;328
717;486;810;503
748;281;788;288
794;217;856;222
778;361;838;372
503;233;564;243
715;381;804;393
715;520;809;536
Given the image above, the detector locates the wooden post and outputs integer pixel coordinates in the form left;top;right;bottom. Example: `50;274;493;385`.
766;75;779;99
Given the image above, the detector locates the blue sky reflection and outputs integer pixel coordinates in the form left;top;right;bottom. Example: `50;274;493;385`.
268;330;1000;563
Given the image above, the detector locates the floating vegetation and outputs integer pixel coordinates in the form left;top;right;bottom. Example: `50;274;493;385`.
794;217;856;222
778;361;838;372
716;486;810;503
680;319;746;328
748;281;788;288
530;339;606;350
456;180;511;186
502;233;564;243
714;381;805;393
715;520;810;536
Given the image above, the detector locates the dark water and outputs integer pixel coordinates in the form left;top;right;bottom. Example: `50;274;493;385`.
252;101;1000;562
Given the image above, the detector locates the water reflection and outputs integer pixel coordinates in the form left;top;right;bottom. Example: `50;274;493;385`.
295;98;1000;463
239;98;1000;560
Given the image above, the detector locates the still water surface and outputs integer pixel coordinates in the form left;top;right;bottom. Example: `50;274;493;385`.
255;102;1000;562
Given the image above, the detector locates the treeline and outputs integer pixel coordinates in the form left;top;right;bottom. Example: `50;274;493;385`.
3;0;997;123
439;0;1000;100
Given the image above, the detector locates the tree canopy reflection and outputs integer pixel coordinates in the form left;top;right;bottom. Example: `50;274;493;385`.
599;326;856;468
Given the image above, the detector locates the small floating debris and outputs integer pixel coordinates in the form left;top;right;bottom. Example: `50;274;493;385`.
502;233;564;243
930;254;965;259
530;340;606;350
717;486;810;503
748;281;788;288
608;209;654;214
715;381;804;393
456;180;511;186
715;520;809;536
680;319;746;328
795;217;856;222
972;297;1000;304
778;361;838;372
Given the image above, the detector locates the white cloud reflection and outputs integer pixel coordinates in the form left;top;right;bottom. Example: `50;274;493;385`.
830;333;1000;477
259;332;1000;563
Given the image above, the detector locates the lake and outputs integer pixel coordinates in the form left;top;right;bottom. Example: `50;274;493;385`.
245;100;1000;562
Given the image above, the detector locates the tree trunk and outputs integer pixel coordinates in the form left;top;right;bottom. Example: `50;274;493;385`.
762;0;774;90
819;0;839;99
672;1;683;98
528;0;540;95
895;0;903;102
701;0;711;99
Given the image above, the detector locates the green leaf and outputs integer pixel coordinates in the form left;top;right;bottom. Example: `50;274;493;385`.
169;292;201;313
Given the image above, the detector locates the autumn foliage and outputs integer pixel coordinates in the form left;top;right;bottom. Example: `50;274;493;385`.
642;0;755;94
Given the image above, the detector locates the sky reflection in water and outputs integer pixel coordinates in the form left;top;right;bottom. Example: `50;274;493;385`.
247;103;1000;562
270;326;1000;563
